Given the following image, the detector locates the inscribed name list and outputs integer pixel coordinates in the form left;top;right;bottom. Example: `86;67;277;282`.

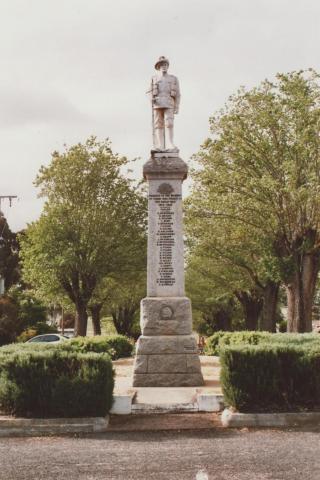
147;180;185;297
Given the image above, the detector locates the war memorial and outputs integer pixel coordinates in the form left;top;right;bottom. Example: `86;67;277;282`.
132;56;204;387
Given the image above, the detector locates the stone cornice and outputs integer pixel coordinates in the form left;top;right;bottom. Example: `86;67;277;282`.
143;154;188;181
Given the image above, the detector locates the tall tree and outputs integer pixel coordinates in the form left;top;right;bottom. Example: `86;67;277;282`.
0;213;20;290
91;272;146;339
88;266;146;337
185;245;267;331
20;137;147;336
188;70;320;332
186;258;243;335
185;207;279;332
0;295;21;345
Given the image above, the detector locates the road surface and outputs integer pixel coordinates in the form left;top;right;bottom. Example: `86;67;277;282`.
1;427;320;480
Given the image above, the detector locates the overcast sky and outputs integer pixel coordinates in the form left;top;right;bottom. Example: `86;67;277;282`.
1;0;320;231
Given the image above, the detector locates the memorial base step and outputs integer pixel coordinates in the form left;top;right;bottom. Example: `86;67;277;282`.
133;372;204;387
111;388;224;414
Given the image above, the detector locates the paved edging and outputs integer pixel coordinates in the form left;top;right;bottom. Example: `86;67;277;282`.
0;415;109;437
221;408;320;428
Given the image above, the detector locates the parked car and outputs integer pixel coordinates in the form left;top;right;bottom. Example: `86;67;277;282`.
57;328;75;339
26;334;69;344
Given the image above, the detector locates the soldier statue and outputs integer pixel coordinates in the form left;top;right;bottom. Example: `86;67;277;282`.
150;56;180;152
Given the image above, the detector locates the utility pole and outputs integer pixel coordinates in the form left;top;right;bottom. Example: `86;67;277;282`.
0;195;17;238
0;196;17;211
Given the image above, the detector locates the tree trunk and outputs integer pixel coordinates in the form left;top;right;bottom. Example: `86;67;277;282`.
235;290;263;330
215;308;232;331
90;303;102;335
259;281;279;332
74;302;88;336
203;308;232;332
285;253;319;332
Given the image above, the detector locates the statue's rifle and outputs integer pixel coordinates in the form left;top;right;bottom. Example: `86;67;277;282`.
146;79;156;150
151;77;155;150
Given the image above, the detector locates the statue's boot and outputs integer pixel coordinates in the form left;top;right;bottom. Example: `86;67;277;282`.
165;126;178;152
154;128;165;151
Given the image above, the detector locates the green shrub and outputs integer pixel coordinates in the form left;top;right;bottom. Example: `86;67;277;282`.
0;347;114;417
278;320;287;333
9;287;47;327
268;332;320;346
99;334;134;359
203;331;228;356
204;331;272;356
0;342;47;355
16;322;58;342
64;334;134;360
220;343;320;412
1;333;134;360
205;331;320;355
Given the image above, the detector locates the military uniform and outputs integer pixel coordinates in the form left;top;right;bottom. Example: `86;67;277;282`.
152;74;180;130
150;56;181;152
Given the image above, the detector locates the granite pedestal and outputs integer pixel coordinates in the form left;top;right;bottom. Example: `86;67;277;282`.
132;152;204;387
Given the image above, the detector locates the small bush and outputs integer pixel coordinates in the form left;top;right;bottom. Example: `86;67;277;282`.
220;343;320;412
278;320;287;333
99;334;134;359
0;347;114;417
64;334;134;360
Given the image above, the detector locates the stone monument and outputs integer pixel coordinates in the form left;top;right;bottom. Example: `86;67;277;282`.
132;56;204;387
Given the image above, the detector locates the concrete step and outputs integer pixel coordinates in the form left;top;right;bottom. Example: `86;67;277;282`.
111;388;224;415
132;392;199;413
132;402;198;414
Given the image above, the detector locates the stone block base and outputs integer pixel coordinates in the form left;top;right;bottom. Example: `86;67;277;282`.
135;334;199;355
132;335;204;387
134;353;202;374
133;372;204;387
140;297;192;336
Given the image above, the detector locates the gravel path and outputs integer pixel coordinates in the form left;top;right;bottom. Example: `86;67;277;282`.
1;427;320;480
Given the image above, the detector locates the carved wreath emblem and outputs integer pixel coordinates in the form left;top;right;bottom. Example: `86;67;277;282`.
160;305;174;320
157;183;174;195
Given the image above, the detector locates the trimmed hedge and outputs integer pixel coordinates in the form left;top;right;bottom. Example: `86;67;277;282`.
220;344;320;412
0;347;114;417
205;331;320;356
65;335;134;360
0;334;134;360
204;331;271;355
